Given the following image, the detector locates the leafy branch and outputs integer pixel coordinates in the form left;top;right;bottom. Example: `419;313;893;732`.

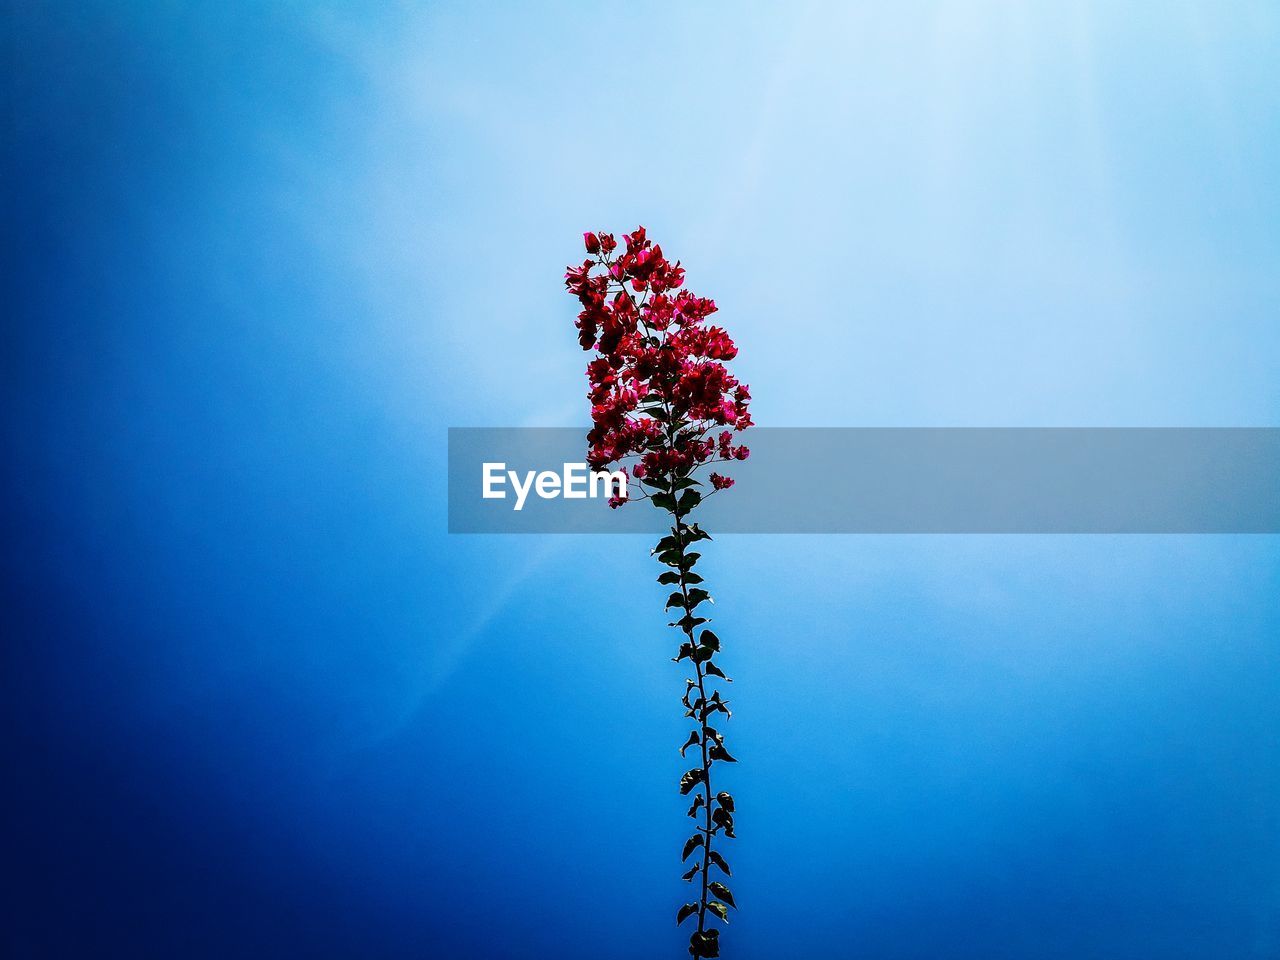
565;228;749;958
658;491;737;958
649;383;737;959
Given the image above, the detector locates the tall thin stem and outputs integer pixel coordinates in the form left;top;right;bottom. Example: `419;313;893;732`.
669;506;715;933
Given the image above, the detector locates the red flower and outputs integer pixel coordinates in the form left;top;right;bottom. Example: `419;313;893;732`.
710;473;735;490
625;226;647;253
567;227;751;505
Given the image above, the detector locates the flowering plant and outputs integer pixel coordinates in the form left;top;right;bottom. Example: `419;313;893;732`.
566;228;751;958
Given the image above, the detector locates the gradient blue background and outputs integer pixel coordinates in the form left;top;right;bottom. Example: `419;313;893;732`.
4;3;1279;957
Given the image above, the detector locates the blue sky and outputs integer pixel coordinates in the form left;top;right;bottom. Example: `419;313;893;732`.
4;3;1278;957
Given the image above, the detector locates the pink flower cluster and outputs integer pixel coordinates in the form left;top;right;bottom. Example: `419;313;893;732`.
566;227;751;505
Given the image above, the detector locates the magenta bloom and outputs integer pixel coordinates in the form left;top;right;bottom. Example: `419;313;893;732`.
565;228;751;486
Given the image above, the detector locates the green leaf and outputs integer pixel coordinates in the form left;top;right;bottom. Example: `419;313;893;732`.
678;489;703;511
708;881;737;909
681;865;700;882
716;792;735;813
673;477;701;490
699;629;721;650
708;851;731;876
691;643;715;664
679;768;705;795
665;591;686;610
680;731;700;757
651;493;676;511
688;523;713;542
707;901;730;923
703;661;731;681
677;615;709;632
701;694;731;719
672;643;692;663
689;929;720;958
676;902;698;925
683;571;705;584
686;795;704;818
657;571;681;585
679;552;701;569
681;833;704;861
712;807;736;838
686;588;712;608
709;743;738;763
657;549;683;566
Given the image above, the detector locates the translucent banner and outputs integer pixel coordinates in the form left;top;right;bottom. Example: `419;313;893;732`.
448;428;1280;534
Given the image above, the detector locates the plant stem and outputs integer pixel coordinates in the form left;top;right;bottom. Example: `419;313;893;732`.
669;501;716;935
